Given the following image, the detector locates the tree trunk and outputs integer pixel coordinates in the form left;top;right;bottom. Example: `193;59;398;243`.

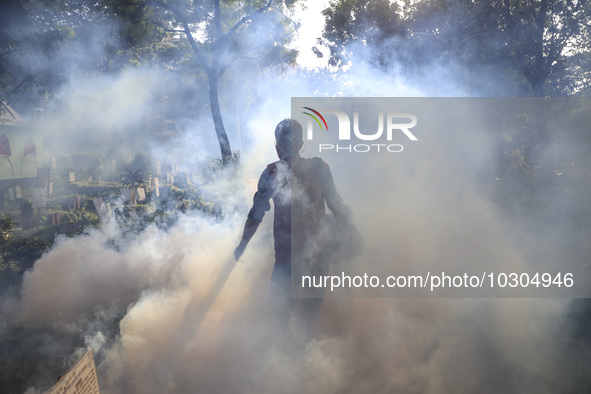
208;71;232;164
531;0;549;97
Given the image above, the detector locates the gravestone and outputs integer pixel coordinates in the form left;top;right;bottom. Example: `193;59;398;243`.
154;177;160;197
20;203;34;230
137;188;146;202
31;188;47;209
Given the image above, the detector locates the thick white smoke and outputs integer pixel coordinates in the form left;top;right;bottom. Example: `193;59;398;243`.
1;8;589;394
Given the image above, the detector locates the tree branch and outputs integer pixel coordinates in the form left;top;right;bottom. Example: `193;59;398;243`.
0;48;18;58
214;0;223;38
145;19;185;33
213;0;276;79
239;55;266;72
180;19;210;70
146;0;210;70
226;0;274;38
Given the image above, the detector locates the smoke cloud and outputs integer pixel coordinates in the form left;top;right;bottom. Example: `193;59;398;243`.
1;4;590;394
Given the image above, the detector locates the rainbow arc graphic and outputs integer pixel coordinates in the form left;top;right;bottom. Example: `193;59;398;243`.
302;107;328;132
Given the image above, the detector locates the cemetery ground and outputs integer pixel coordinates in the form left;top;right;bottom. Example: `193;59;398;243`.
0;157;227;393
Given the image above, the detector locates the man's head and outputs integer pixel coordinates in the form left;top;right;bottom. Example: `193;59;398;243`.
275;119;303;160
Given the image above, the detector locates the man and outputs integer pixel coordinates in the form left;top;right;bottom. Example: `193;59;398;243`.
234;119;356;293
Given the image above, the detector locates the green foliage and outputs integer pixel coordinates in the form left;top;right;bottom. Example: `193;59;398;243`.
7;236;51;269
66;180;123;197
494;99;591;213
1;0;301;164
0;214;16;247
320;0;591;96
167;183;220;216
121;169;145;188
58;209;100;236
0;324;89;394
140;0;301;164
0;0;167;109
0;1;75;102
319;0;405;68
130;151;153;174
206;150;241;170
0;214;50;289
64;152;103;181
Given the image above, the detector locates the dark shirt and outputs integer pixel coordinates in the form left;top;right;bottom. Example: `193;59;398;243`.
247;157;345;265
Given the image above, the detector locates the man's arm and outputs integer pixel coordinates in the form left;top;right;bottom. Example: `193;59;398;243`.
318;159;363;258
234;168;272;261
319;160;351;221
234;217;260;261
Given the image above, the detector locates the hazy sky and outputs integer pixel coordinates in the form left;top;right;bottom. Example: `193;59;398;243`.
292;0;331;68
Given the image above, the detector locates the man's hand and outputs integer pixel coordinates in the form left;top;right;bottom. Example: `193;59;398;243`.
235;218;259;262
234;241;246;262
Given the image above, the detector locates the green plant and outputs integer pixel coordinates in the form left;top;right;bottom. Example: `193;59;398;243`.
121;169;145;188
